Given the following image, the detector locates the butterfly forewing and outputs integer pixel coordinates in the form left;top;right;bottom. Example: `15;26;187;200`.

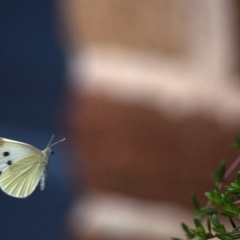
0;138;41;173
0;155;45;198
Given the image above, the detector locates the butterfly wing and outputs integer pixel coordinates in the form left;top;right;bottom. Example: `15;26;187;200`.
0;138;41;173
0;154;46;198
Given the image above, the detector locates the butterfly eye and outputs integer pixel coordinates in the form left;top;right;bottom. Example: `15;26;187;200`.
51;150;54;155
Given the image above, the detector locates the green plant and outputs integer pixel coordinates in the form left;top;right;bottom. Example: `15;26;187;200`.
174;134;240;240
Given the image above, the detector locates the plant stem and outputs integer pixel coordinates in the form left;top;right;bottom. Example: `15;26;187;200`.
224;156;240;181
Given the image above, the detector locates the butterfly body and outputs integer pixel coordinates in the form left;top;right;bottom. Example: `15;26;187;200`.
0;137;64;198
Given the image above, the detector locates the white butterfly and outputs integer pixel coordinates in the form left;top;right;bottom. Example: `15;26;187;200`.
0;136;65;198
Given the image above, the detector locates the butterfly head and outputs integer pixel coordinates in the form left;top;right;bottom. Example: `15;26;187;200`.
42;136;65;159
42;147;55;156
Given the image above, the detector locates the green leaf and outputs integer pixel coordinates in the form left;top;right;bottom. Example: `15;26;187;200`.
236;206;240;216
181;222;195;238
227;231;240;239
205;187;224;205
211;214;221;226
220;236;233;240
191;192;200;210
191;237;205;240
193;217;206;237
232;132;240;149
195;205;217;217
226;173;240;194
193;217;203;228
223;194;234;204
220;205;237;217
211;214;226;234
237;172;240;184
220;211;237;218
213;160;226;182
228;183;240;188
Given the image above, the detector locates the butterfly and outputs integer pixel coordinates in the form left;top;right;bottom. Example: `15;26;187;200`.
0;136;65;198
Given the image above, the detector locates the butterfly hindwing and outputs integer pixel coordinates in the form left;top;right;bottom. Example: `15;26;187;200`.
0;138;41;173
0;155;45;198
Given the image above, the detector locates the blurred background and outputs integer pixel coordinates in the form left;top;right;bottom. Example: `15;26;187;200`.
2;0;240;239
63;1;240;239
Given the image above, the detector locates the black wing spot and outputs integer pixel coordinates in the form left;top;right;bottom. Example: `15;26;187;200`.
0;171;2;175
51;150;54;155
7;160;12;165
3;151;10;157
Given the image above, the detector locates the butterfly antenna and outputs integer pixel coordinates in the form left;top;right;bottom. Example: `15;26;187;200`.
48;138;66;148
46;134;55;147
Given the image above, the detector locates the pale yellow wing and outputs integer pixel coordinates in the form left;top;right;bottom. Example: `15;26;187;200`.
0;154;45;198
0;138;42;173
